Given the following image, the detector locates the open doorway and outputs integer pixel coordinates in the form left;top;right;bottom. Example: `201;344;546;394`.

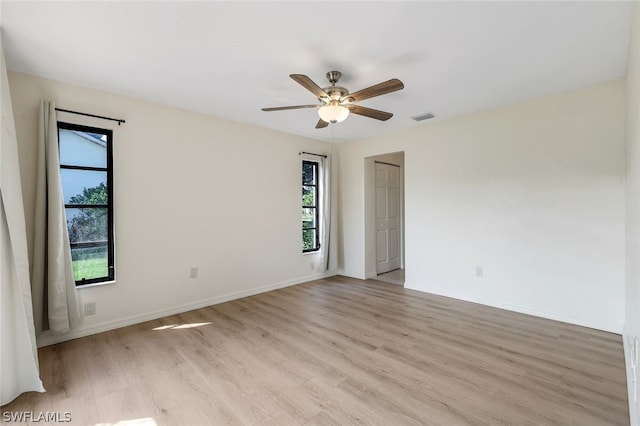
364;152;405;286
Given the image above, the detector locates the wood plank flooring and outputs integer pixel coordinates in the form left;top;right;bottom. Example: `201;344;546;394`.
2;276;629;425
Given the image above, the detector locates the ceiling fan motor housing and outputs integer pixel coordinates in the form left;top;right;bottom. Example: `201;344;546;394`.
322;86;350;102
323;71;351;103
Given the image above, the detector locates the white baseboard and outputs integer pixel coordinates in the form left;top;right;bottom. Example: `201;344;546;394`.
337;268;367;280
36;270;337;347
403;281;623;334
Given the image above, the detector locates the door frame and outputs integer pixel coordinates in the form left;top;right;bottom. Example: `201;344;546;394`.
363;152;405;280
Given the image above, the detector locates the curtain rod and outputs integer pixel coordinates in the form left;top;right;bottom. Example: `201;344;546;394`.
55;108;126;126
299;151;327;158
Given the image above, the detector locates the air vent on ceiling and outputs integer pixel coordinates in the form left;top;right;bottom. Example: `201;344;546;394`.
412;112;435;121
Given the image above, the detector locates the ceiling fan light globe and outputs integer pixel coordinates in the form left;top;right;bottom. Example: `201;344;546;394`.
318;104;350;124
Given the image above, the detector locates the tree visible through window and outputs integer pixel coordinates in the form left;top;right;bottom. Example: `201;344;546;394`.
302;160;320;252
58;122;114;285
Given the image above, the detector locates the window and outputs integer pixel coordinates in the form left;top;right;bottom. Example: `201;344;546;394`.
58;122;114;285
302;160;320;252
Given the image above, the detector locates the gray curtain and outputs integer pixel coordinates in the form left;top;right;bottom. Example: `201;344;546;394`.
31;100;81;335
0;35;45;405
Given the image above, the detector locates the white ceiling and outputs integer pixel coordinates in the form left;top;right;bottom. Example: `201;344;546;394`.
0;1;634;143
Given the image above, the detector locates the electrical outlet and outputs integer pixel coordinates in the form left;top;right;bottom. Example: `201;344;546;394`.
475;266;484;277
84;301;96;316
190;267;198;278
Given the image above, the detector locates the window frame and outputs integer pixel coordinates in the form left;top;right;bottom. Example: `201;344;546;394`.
58;121;115;286
302;159;321;253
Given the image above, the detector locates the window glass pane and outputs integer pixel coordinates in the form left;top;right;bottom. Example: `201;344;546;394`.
59;128;108;168
66;207;108;244
302;186;316;207
302;208;316;229
303;229;317;251
302;162;316;185
61;169;107;204
59;122;114;286
302;160;320;252
72;245;108;281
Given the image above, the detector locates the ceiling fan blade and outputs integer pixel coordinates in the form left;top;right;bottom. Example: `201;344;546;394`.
290;74;328;99
348;105;393;121
315;119;329;129
262;105;318;112
344;78;404;102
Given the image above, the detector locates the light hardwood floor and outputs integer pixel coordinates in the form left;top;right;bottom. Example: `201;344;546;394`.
2;276;629;425
374;269;405;286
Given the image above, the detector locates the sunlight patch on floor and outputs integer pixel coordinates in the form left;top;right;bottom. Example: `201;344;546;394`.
152;322;212;331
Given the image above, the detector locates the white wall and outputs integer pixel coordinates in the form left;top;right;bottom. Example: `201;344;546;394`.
338;79;626;333
8;72;335;346
626;3;640;424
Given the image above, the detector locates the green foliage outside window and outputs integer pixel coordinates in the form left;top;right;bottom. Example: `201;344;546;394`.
67;183;109;281
302;160;320;252
68;183;108;243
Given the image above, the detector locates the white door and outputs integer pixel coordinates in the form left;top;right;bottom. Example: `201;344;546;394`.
375;162;401;274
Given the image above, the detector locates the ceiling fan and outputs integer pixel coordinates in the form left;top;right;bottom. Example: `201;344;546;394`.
262;71;404;129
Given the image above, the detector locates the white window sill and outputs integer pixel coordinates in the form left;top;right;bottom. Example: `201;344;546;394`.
77;280;116;289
